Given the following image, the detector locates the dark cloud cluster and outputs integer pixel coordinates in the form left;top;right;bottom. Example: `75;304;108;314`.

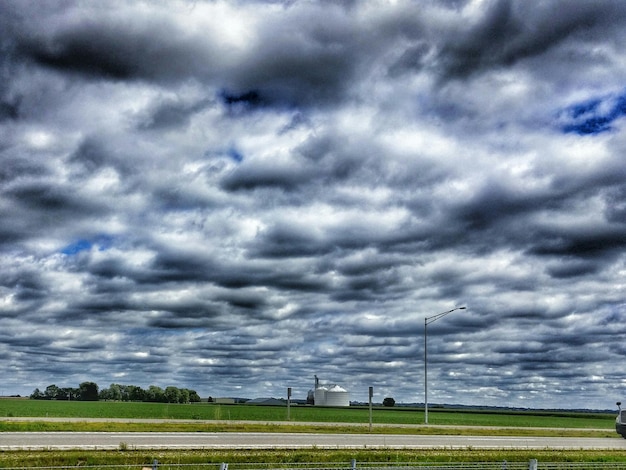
0;0;625;409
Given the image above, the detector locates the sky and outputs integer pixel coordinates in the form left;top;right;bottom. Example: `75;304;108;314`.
0;0;625;410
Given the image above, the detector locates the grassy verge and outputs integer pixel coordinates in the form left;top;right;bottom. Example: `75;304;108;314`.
0;420;618;437
2;449;626;467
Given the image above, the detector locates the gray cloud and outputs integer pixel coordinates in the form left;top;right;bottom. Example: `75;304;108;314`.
0;0;625;409
433;0;626;80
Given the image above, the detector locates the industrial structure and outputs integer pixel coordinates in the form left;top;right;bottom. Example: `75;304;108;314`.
308;375;349;407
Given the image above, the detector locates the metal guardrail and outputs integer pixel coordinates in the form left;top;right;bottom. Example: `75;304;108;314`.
3;461;626;470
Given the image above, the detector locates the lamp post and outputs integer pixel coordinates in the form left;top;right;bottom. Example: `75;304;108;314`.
424;306;466;424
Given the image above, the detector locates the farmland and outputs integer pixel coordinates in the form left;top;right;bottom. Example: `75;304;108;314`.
0;398;618;432
1;399;625;467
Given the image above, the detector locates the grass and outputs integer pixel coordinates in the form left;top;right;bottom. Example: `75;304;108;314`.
0;399;617;429
0;399;623;467
0;419;617;437
2;449;626;468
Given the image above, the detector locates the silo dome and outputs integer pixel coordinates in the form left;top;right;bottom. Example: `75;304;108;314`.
324;385;349;407
312;376;350;407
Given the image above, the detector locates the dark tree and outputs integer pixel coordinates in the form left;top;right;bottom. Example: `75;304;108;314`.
382;397;395;407
79;381;99;401
164;386;181;403
146;385;165;402
44;384;60;400
187;389;201;403
32;381;198;403
128;385;146;401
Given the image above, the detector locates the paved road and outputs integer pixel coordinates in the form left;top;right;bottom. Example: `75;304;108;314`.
1;432;625;450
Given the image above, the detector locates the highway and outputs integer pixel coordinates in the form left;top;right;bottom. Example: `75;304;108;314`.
1;431;625;450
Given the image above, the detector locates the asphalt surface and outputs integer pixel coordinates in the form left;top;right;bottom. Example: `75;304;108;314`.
1;431;625;450
1;418;624;450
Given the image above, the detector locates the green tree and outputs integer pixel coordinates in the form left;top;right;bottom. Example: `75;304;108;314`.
108;383;122;401
179;388;190;404
56;387;72;400
164;386;181;403
44;384;60;400
30;388;43;399
187;389;201;403
79;382;99;401
128;385;146;401
99;383;122;401
146;385;165;402
382;397;395;407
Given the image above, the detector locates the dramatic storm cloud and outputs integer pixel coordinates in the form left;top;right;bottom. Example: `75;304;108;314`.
1;0;625;409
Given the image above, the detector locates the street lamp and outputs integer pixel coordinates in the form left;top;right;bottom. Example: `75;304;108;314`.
424;306;466;424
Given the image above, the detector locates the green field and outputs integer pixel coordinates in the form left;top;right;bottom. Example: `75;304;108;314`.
0;398;617;429
1;399;624;467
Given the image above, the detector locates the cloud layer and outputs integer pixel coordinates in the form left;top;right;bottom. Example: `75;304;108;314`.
1;0;625;409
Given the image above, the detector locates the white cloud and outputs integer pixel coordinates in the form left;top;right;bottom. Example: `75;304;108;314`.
0;0;624;409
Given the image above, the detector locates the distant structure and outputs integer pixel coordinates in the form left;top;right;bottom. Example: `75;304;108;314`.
214;397;235;404
246;397;285;406
308;375;349;407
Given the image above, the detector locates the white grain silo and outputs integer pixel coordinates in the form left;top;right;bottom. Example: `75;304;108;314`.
312;375;349;407
324;384;349;406
314;385;328;406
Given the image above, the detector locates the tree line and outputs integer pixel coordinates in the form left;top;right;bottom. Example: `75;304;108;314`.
30;382;201;403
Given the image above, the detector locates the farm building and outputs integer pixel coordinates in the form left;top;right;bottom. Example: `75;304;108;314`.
246;397;285;406
308;375;349;407
213;397;236;404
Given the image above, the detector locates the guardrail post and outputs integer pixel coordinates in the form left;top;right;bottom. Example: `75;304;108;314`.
220;463;229;470
152;459;158;470
350;458;356;470
528;459;537;470
501;460;507;469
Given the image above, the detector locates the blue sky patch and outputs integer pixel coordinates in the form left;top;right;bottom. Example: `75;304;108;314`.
61;239;92;255
227;147;244;163
559;90;626;135
61;235;114;255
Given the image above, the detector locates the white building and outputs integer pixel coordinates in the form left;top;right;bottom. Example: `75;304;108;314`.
309;375;350;407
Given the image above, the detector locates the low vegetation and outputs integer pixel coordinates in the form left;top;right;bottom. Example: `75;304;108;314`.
0;399;622;467
2;449;626;468
0;419;617;437
0;399;617;430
